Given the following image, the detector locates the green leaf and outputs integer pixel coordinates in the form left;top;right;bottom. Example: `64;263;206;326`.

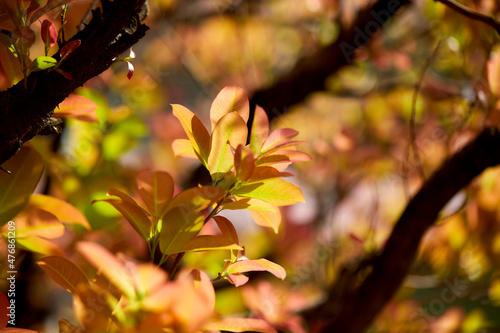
29;56;57;72
37;256;90;295
181;235;243;252
232;178;305;206
208;112;247;180
0;145;44;225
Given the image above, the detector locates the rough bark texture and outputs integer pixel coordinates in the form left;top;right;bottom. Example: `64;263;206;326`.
250;0;411;121
0;0;149;166
317;127;500;332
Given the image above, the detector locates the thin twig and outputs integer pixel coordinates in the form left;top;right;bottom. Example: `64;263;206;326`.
435;0;500;35
407;41;441;182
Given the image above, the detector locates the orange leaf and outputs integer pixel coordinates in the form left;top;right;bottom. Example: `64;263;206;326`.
256;150;312;167
13;208;65;239
234;144;255;182
172;139;198;159
261;128;299;153
210;86;249;130
213;216;239;244
53;94;98;122
15;236;64;256
29;194;90;230
244;166;293;184
94;188;152;240
208;112;247;180
250;105;269;155
249;208;282;233
183;269;216;311
58;319;85;333
226;273;250;287
181;235;242;252
137;169;174;218
167;186;225;213
77;242;136;300
37;256;90;294
226;258;286;280
159;206;204;256
232;178;305;206
0;328;42;332
204;318;277;333
172;104;210;166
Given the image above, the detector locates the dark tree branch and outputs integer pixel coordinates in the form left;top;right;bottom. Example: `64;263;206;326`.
314;127;500;332
435;0;500;35
0;0;149;166
250;0;411;121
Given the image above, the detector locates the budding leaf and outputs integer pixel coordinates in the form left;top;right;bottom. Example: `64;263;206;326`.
29;56;57;72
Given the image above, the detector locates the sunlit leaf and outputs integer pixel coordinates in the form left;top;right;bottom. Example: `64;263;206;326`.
210;86;249;130
181;235;242;252
179;269;216;311
234;144;254;182
166;186;225;214
172;138;198;159
256;150;312;167
249;208;281;233
204;318;277;333
77;241;136;300
137;169;174;218
15;236;64;256
226;273;250;287
159;206;204;256
29;194;90;230
37;256;90;294
261;128;299;153
243;166;293;184
221;197;277;212
233;178;305;206
93;188;152;240
250;105;269;155
53;94;99;123
13;208;65;239
208;112;247;180
226;258;286;280
0;145;44;225
213;216;239;245
172;104;210;165
29;56;57;72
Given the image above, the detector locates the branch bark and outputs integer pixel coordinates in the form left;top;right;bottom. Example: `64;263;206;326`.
316;127;500;332
250;0;411;121
0;0;149;166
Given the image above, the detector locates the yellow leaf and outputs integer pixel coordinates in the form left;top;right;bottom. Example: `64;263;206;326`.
208;112;247;180
172;104;210;166
159;206;204;255
166;186;225;213
233;178;305;206
210;86;250;130
222;197;277;212
250;105;269;155
12;208;65;239
181;235;243;252
29;194;90;230
37;256;90;294
249;208;282;233
172;138;198;159
137;169;174;218
15;235;64;256
226;258;286;280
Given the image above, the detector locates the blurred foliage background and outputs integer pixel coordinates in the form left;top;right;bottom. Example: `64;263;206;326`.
4;0;500;331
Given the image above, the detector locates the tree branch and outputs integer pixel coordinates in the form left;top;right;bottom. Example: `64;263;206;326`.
250;0;411;121
0;0;149;166
434;0;500;35
316;127;500;332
